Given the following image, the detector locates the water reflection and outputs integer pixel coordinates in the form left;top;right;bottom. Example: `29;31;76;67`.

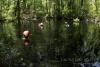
0;18;98;67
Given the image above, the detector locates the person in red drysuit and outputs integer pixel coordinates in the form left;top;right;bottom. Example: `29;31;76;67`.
22;30;31;46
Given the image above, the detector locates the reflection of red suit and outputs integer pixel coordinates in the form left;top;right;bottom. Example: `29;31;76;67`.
22;30;30;46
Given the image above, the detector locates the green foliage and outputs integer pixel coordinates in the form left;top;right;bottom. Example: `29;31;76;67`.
3;23;17;41
1;0;100;67
83;0;96;17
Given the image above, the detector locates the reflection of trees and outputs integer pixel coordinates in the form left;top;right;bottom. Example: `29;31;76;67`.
0;0;100;67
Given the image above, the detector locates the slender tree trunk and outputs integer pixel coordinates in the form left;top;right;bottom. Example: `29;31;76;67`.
46;0;48;13
17;0;21;38
33;0;36;11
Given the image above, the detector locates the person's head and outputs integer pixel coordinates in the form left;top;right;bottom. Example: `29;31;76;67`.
38;22;44;29
23;30;30;37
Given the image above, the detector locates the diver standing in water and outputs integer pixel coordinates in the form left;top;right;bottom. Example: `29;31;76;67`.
22;30;31;46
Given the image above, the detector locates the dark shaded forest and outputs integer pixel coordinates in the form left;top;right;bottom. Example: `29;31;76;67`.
0;0;100;67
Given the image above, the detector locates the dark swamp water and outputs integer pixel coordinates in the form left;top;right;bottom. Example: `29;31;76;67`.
0;18;99;67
